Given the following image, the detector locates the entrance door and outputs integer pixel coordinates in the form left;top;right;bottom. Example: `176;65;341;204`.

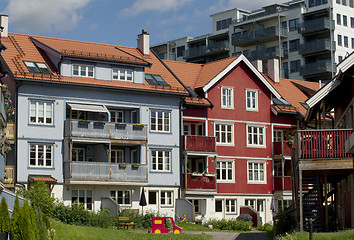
257;199;265;224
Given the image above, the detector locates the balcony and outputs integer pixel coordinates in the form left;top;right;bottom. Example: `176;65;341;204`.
0;89;6;125
183;173;217;191
300;61;336;77
157;52;176;61
4;166;14;188
183;136;216;152
244;46;288;61
273;141;293;156
299;39;335;55
274;176;292;191
65;162;147;182
183;41;229;60
297;130;354;160
64;120;147;142
232;26;287;47
298;18;334;34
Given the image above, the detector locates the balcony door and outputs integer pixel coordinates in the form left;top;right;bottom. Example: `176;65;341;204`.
183;123;204;136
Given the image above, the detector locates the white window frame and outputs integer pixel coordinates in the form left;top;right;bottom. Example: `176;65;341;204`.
247;161;266;184
111;149;124;163
216;159;235;182
110;110;124;123
29;101;53;125
72;147;85;162
72;64;94;78
112;68;134;82
221;86;234;109
110;190;131;206
72;189;93;210
225;199;237;214
160;191;173;207
131;149;138;163
151;150;171;172
29;144;53;167
150;110;171;133
247;125;266;147
273;130;283;142
183;123;192;135
215;123;234;145
246;89;258;111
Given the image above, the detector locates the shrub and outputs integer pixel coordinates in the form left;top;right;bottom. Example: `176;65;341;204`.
11;196;22;240
0;197;11;233
203;218;252;231
20;181;55;215
34;206;53;240
257;222;273;232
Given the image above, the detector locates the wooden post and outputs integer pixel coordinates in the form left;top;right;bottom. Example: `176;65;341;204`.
324;173;328;231
281;157;285;191
109;142;111;179
299;169;303;232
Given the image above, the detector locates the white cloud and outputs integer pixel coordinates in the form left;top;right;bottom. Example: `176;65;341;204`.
6;0;91;33
120;0;193;17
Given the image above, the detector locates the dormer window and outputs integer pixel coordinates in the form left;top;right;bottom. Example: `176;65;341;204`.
73;64;94;78
24;61;51;75
113;68;133;82
145;74;169;86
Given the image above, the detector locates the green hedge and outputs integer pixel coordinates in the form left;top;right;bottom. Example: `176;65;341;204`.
203;218;252;231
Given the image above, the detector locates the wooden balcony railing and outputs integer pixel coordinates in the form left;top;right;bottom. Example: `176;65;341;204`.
5;123;15;143
298;129;354;160
274;176;292;191
183;136;216;152
273;141;293;156
5;166;14;186
183;173;217;190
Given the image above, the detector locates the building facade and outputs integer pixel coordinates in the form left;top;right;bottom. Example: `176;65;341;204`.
152;0;354;82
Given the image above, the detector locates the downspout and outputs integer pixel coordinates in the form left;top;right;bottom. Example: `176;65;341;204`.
278;14;282;77
329;6;334;79
15;81;22;187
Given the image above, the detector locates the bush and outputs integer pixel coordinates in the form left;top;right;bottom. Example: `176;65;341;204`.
119;209;158;229
257;222;273;232
0;197;11;233
34;206;53;240
11;196;22;240
20;181;55;215
203;218;252;231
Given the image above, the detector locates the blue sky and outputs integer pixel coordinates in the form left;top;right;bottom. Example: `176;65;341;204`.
0;0;283;47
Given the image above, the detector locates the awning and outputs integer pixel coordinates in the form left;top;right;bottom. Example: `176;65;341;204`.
28;175;57;184
67;103;106;113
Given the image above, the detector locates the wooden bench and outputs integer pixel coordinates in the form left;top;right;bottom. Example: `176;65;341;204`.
118;216;136;229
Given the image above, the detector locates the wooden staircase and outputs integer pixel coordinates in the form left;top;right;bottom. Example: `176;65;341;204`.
301;176;322;232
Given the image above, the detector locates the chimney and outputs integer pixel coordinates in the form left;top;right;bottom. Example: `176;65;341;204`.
137;29;149;55
267;58;279;83
0;15;8;38
251;60;263;73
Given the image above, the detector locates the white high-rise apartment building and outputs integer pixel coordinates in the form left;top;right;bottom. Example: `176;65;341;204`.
151;0;354;82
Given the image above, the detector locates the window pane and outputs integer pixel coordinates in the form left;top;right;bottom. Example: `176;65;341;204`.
30;102;36;122
38;102;44;123
46;103;52;124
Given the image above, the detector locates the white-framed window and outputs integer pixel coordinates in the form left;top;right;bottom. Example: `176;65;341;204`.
216;160;234;182
151;150;170;171
190;199;200;213
215;123;233;145
72;148;85;162
24;61;51;74
226;199;237;214
72;189;93;210
246;89;258;111
248;161;266;183
215;199;223;212
150;110;170;132
148;191;158;205
183;124;191;135
111;149;124;163
73;64;94;78
110;110;124;123
273;130;283;142
247;125;265;147
29;144;53;167
113;68;133;82
110;190;131;206
160;191;173;207
221;86;234;109
30;101;53;125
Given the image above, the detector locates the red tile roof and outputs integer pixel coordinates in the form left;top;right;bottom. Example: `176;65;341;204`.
1;33;188;95
28;175;57;183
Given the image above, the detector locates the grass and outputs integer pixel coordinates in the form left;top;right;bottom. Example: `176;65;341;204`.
278;229;354;240
175;222;216;232
52;220;212;240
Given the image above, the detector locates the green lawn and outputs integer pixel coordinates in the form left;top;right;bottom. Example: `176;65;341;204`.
175;222;216;232
52;221;212;240
278;229;354;240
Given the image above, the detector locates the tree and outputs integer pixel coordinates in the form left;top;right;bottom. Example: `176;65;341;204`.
0;197;11;233
23;181;54;215
11;196;22;240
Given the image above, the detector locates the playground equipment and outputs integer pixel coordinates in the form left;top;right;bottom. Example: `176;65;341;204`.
172;209;188;222
151;217;182;234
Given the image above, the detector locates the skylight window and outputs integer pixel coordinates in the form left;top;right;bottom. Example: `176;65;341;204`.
272;98;291;105
24;61;51;75
145;74;169;86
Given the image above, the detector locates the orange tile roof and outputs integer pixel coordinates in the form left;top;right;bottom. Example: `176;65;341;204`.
164;56;238;90
266;76;322;116
28;175;57;183
1;33;188;95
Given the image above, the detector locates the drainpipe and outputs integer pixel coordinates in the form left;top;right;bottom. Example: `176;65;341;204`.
15;81;22;187
329;7;334;78
278;14;282;77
